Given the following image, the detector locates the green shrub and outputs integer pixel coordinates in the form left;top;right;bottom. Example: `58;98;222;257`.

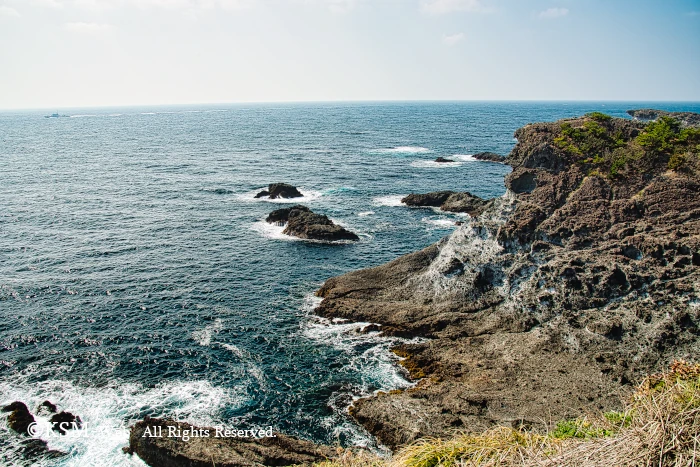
586;111;612;122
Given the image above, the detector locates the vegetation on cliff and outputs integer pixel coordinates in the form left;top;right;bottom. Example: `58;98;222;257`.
552;112;700;177
318;361;700;467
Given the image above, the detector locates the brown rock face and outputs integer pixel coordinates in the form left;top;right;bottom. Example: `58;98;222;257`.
126;417;334;467
315;112;700;448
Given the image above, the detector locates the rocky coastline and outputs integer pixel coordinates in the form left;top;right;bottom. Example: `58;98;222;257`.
8;111;697;467
315;110;700;447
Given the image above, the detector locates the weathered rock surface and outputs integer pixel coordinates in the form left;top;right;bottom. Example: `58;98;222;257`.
125;417;334;467
627;108;700;126
316;112;700;448
266;206;359;242
2;401;65;461
2;402;35;435
473;151;505;162
435;157;455;163
401;191;492;217
256;183;303;199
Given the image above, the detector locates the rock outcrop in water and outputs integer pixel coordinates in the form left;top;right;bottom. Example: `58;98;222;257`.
255;183;304;199
125;417;334;467
266;205;359;242
435;157;455;163
2;401;65;461
401;191;491;217
473;151;505;162
315;111;700;448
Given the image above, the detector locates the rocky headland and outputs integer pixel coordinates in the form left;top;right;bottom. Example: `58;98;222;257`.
627;109;700;127
266;205;359;242
315;111;700;448
401;191;492;217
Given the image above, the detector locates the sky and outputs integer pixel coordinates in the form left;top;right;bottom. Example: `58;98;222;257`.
0;0;699;109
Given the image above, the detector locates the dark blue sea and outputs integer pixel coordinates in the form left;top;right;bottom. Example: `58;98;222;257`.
1;101;699;466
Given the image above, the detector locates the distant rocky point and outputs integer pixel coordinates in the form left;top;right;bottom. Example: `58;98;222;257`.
473;151;505;162
255;183;303;199
266;205;359;242
627;109;700;127
401;191;492;217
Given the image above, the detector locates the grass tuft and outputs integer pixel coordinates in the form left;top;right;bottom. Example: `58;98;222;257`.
314;361;700;467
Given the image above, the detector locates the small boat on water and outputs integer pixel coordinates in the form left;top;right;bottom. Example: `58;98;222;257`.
45;112;68;118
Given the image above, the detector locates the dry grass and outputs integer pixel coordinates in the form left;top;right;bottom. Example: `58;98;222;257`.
316;361;700;467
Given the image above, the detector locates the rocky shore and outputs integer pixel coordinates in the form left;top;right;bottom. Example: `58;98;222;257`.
315;110;700;448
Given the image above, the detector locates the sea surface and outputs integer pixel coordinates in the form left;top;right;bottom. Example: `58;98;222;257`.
1;101;699;466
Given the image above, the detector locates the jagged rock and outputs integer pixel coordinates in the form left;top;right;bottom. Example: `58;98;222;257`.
2;402;35;435
2;401;65;460
435;157;455;163
402;191;491;217
125;417;334;467
627;109;700;127
473;152;505;162
266;206;358;242
256;183;303;199
315;111;700;448
50;411;82;435
265;205;310;224
37;400;57;415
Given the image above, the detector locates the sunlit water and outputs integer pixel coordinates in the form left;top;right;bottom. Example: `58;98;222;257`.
1;101;699;465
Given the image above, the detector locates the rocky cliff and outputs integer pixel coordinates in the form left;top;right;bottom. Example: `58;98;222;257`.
315;111;700;448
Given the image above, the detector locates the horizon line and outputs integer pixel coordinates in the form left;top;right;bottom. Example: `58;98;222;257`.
3;98;700;112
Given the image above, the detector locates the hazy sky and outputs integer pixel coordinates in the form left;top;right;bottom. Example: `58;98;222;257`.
1;0;699;108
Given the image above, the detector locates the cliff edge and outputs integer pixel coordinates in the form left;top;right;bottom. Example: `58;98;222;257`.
315;111;700;448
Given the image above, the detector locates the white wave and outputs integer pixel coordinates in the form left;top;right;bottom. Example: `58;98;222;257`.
191;318;223;346
452;154;477;161
374;146;431;154
422;217;459;229
69;114;97;118
410;160;463;168
140;112;156;115
107;113;122;117
357;211;375;217
372;195;405;207
237;188;323;204
250;221;358;244
0;378;246;467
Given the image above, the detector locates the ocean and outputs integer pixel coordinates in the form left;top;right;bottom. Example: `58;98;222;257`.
1;101;699;466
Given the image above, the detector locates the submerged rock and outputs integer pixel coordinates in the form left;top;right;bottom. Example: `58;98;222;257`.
50;411;82;435
435;157;455;163
2;401;65;460
401;191;491;217
316;111;700;448
38;400;57;414
256;183;303;199
125;417;334;467
473;151;505;162
266;206;359;242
